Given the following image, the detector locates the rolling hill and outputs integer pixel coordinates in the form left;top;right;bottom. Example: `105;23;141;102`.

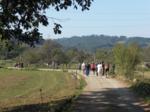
54;35;150;52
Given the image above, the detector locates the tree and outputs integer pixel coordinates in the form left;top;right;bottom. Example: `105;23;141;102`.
51;48;69;64
39;39;62;64
21;48;41;64
113;43;140;79
0;0;93;45
76;50;87;63
66;48;78;63
20;39;69;67
0;39;25;59
95;48;113;63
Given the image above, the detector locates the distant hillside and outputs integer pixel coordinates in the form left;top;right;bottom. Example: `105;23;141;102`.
54;35;150;52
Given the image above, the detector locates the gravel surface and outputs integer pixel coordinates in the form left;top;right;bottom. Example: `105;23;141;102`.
72;74;149;112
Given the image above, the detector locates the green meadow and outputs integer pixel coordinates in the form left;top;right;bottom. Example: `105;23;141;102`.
0;69;81;109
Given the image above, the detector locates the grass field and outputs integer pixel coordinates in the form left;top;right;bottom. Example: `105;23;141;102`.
0;69;81;110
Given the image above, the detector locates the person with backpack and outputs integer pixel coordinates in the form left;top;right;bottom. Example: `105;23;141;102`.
90;63;96;75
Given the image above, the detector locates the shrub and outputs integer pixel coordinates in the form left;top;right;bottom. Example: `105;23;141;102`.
131;79;150;102
113;43;140;79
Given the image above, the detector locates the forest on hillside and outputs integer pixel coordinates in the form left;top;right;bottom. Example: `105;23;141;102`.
55;35;150;53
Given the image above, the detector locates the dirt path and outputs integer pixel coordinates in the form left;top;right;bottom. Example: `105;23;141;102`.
72;74;149;112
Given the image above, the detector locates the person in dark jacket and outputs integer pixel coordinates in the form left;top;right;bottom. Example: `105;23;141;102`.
85;63;90;76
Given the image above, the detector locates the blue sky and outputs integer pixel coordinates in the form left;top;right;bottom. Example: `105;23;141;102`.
39;0;150;39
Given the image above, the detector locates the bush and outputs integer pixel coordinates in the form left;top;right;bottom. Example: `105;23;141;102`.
131;80;150;97
113;43;140;79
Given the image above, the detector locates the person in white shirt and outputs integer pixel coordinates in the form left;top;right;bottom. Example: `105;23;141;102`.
97;62;102;76
81;62;85;74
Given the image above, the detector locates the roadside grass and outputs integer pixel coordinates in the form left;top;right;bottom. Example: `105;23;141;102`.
143;68;150;72
131;79;150;104
130;70;150;104
0;68;83;111
143;71;150;79
134;70;150;80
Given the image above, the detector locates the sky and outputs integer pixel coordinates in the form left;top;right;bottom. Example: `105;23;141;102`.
39;0;150;39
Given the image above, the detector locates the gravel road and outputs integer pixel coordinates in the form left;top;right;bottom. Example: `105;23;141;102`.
72;75;149;112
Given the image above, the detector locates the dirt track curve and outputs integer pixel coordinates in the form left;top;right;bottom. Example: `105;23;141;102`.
72;74;150;112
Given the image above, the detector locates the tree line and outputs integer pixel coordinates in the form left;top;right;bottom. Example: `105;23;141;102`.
9;39;90;68
1;38;150;79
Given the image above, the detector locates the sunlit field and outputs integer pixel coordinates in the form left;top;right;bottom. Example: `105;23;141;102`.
0;69;80;109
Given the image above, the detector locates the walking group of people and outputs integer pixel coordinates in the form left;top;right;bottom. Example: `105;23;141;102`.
80;62;110;77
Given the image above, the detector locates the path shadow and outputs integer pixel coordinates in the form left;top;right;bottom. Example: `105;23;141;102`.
72;87;149;112
1;97;72;112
